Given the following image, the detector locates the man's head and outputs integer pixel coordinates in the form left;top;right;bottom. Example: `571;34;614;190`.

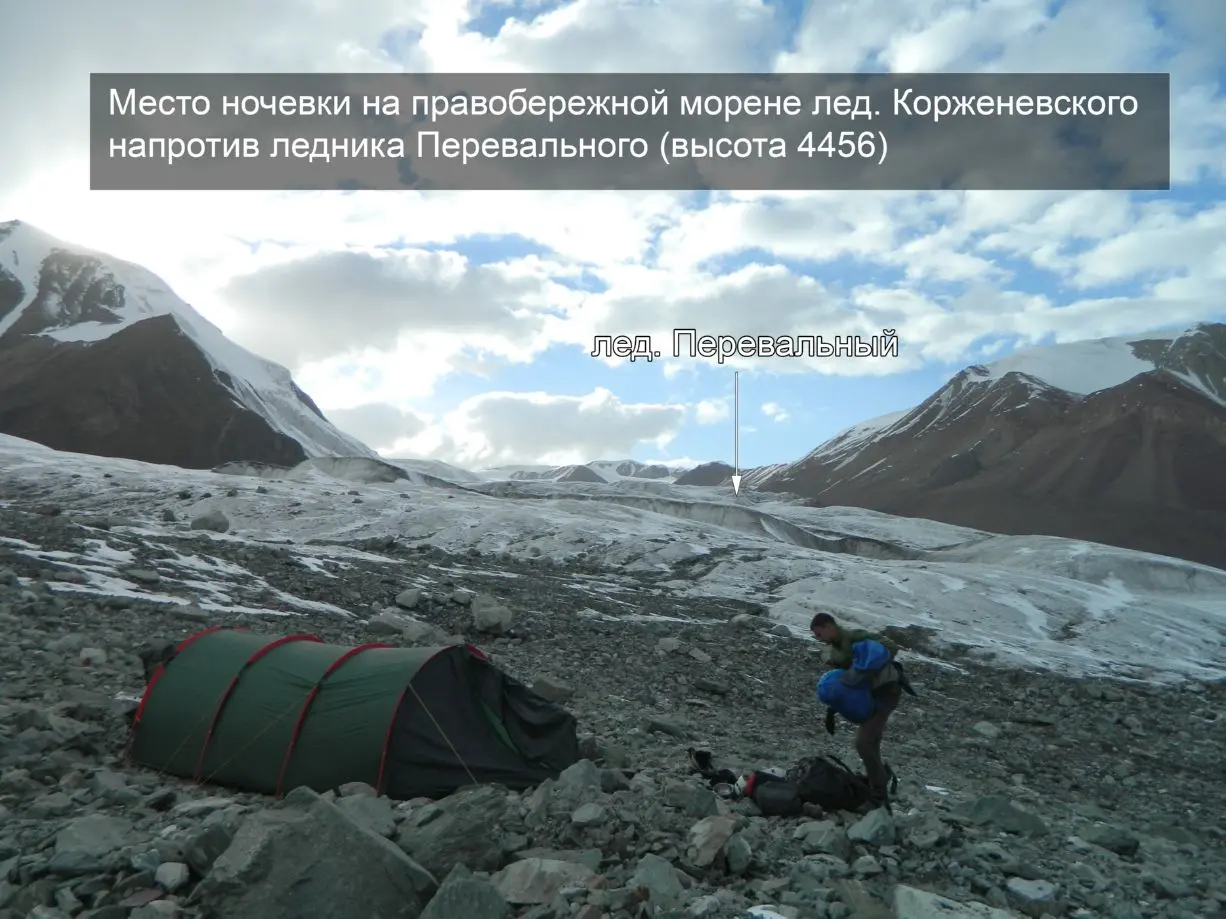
810;611;839;643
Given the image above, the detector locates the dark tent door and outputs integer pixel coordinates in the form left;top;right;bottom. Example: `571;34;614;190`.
381;647;578;799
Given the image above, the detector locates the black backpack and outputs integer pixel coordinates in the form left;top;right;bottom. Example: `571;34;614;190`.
747;772;805;817
786;755;885;812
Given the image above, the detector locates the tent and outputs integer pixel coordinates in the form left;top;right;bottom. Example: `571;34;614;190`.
126;626;580;799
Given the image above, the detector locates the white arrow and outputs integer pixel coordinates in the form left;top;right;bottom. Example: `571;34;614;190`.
731;370;743;496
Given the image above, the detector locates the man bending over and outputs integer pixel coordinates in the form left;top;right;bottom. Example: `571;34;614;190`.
810;611;912;802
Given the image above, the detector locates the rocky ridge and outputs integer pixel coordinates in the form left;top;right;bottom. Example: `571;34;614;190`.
736;325;1226;571
0;495;1223;919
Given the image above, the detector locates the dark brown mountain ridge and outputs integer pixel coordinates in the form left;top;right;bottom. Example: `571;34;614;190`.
743;323;1226;570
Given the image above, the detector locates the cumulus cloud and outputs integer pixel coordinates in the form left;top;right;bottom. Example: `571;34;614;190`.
694;399;730;424
326;402;428;452
394;388;686;467
761;402;790;422
221;248;561;367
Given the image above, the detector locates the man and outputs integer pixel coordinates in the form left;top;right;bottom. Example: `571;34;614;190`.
810;611;912;801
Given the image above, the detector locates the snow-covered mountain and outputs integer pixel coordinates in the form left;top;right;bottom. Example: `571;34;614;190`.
674;461;735;487
0;220;375;469
478;459;678;484
748;323;1226;570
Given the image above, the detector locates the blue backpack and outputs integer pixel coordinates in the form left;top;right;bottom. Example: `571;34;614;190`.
817;669;878;723
851;638;892;672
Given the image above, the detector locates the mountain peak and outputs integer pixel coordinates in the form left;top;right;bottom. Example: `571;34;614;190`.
751;321;1226;569
969;324;1224;403
0;223;375;467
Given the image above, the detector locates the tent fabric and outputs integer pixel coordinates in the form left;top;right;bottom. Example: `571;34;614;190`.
817;669;878;724
126;626;579;799
851;639;892;672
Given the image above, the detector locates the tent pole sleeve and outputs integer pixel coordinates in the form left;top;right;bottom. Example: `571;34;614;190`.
191;634;323;783
125;625;231;761
273;642;393;797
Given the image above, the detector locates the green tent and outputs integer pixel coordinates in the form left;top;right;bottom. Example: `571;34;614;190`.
126;626;579;799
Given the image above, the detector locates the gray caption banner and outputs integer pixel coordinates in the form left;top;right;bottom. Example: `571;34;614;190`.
90;72;1171;191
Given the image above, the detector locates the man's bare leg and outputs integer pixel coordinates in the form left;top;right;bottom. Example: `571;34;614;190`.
854;682;901;797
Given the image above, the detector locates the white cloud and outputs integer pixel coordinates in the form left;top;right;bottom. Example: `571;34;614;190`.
761;402;790;423
2;0;1223;465
327;403;429;453
392;388;686;466
220;248;566;368
695;399;730;424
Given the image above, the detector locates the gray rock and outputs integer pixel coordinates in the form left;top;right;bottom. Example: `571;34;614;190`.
366;612;409;636
189;787;435;919
847;808;896;846
420;867;508;919
182;823;233;877
726;834;753;875
334;793;397;838
1005;878;1063;917
49;814;134;875
492;857;594;905
1081;823;1140;856
571;802;606;827
154;862;190;893
688;815;735;867
630;853;684;909
647;716;689;737
663;780;720;817
958;795;1049;836
189;510;230;533
894;885;1015;918
91;769;140;806
397;785;507;879
471;594;513;633
531;675;574;702
367;612;448;645
78;646;108;666
852;854;883;876
394;588;422;610
171;796;235;818
556;759;602;794
971;721;1001;739
130;904;182;919
795;821;851;859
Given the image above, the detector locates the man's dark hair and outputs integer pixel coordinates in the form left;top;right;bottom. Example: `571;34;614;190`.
810;612;837;630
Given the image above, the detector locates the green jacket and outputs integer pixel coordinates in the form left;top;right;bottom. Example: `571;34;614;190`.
826;627;899;671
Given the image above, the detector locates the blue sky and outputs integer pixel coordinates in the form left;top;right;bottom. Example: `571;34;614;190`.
3;0;1224;469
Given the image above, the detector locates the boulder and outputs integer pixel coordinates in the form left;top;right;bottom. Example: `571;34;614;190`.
189;787;435;919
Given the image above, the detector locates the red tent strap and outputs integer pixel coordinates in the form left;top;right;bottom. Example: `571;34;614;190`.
190;634;322;783
272;643;393;797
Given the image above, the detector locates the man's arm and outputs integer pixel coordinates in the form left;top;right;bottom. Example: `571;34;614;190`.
842;637;893;684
